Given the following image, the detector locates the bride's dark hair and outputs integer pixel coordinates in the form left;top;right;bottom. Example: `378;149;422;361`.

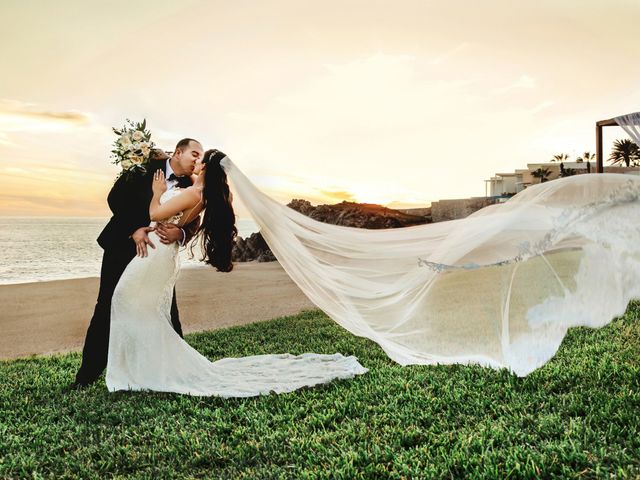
192;149;237;272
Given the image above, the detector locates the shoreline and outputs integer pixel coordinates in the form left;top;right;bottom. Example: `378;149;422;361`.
0;261;316;361
0;263;210;287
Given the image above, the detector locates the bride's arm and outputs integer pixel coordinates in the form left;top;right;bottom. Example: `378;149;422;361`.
149;170;200;222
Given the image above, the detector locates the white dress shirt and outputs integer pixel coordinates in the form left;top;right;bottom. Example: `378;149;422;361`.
165;158;179;191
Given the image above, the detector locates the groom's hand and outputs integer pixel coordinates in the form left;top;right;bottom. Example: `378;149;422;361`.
155;223;185;245
131;226;156;257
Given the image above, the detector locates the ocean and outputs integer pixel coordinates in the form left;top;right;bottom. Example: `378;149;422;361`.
0;217;260;285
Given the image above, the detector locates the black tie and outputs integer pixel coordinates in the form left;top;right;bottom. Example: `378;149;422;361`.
167;173;180;182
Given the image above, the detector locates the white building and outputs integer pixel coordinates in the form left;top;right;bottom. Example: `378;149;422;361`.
484;169;529;197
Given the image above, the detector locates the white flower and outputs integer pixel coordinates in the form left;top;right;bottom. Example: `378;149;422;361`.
132;130;144;141
131;155;144;165
140;144;150;156
119;134;132;147
121;159;133;169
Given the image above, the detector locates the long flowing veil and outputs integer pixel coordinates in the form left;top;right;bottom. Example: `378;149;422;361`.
219;119;640;377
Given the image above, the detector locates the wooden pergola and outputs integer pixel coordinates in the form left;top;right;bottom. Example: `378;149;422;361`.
595;117;619;173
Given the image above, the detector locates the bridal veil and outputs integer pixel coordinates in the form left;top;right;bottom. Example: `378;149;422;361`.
219;113;640;376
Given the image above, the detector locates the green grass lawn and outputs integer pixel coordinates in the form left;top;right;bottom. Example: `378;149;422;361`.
1;304;639;479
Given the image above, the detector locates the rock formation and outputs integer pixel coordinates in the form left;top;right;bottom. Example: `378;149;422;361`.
232;199;430;262
232;232;277;263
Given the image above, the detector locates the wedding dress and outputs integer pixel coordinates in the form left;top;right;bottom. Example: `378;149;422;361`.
106;187;368;397
217;151;640;377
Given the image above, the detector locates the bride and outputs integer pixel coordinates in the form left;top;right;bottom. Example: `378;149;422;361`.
105;149;368;397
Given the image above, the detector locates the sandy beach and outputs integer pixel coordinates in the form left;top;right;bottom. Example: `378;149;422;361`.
0;261;316;361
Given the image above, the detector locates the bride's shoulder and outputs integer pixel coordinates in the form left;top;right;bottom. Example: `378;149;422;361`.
181;185;203;199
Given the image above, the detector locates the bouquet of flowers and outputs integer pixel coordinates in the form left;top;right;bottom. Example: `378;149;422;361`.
110;118;155;179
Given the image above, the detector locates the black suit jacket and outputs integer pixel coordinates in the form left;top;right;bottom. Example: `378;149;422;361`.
97;159;200;251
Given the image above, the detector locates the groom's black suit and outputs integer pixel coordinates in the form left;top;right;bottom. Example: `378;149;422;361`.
75;158;200;385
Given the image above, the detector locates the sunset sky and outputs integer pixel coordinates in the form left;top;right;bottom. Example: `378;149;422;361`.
1;0;639;219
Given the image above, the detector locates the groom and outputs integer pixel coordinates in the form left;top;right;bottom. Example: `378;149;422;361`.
70;138;204;389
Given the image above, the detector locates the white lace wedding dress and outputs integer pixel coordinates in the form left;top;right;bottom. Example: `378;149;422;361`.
105;188;368;397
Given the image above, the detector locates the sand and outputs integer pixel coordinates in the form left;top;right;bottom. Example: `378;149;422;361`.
0;261;316;361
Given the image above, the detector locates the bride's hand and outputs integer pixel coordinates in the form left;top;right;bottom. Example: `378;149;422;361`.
152;170;167;196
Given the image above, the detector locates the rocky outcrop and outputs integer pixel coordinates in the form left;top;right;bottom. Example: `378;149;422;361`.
232;232;277;262
232;199;431;262
286;199;430;229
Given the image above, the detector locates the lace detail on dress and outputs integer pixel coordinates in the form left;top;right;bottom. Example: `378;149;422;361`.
156;187;182;324
159;188;184;225
156;239;181;329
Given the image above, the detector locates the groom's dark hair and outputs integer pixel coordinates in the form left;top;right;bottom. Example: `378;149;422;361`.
175;138;201;152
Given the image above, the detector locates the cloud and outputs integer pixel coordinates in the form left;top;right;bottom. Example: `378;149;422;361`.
493;74;536;94
0;99;91;137
224;53;528;203
530;100;555;114
1;167;30;175
429;42;471;66
0;192;106;216
316;189;356;202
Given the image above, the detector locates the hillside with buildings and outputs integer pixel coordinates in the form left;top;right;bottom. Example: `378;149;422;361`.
485;162;640;197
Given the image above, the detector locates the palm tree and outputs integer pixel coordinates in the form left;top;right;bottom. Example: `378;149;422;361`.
551;153;569;162
608;139;640;167
576;151;595;163
532;167;552;183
